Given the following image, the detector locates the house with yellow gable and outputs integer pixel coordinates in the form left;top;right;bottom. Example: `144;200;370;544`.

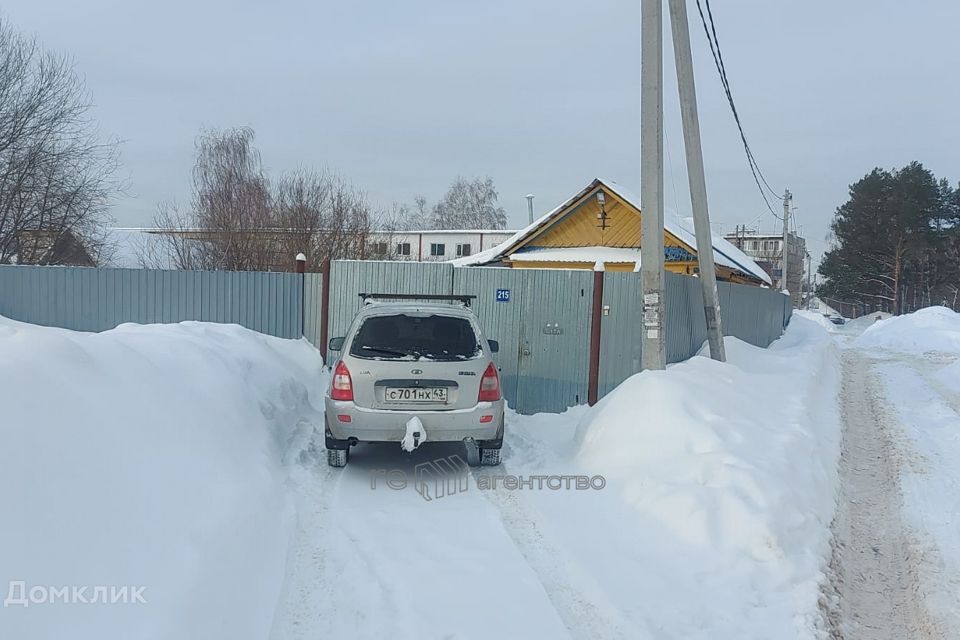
455;177;772;286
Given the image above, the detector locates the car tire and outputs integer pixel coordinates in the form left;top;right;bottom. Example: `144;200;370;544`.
480;447;501;466
327;448;349;468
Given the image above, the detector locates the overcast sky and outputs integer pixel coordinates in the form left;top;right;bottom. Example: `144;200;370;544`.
5;0;960;264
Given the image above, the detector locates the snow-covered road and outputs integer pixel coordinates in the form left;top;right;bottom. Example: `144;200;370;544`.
270;424;635;640
270;316;843;640
828;311;960;639
19;310;953;639
270;441;575;639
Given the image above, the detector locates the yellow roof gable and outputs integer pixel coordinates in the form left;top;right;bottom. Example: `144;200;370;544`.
506;181;693;255
462;177;771;285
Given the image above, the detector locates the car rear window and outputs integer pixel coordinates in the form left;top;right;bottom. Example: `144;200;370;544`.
349;314;480;361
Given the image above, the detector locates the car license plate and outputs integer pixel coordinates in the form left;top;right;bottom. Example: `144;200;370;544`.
385;387;447;403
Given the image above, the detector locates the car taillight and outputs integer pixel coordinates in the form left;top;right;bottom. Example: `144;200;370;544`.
478;362;501;402
330;360;354;401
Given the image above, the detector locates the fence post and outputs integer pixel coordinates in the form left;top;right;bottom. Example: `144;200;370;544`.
295;253;306;337
319;259;332;364
587;264;605;406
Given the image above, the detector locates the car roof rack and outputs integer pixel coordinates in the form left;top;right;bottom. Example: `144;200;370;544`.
358;293;476;308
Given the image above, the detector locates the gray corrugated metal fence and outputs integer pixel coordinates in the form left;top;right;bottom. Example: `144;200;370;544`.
0;262;791;414
454;267;594;413
325;260;454;343
303;271;325;347
0;265;303;338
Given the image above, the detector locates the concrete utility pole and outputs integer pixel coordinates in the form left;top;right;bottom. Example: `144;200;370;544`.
781;188;792;294
525;194;535;225
805;251;812;309
668;0;725;362
640;0;666;370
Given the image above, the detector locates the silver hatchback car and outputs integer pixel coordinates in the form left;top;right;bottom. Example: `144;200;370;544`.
324;297;505;467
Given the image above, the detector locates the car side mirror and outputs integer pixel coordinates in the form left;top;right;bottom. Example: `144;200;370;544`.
328;336;345;351
487;339;499;353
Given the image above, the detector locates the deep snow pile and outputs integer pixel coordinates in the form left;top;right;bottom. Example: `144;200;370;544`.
504;315;842;638
855;306;960;353
843;311;892;333
794;309;838;332
0;317;325;639
878;359;960;633
936;360;960;393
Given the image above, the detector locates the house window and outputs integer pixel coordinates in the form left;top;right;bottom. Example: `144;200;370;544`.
456;243;471;257
370;242;388;256
396;242;411;256
430;243;445;257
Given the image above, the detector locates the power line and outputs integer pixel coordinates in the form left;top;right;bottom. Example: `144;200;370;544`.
700;0;782;202
694;0;784;219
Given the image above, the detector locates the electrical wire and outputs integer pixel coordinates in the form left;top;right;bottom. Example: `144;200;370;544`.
694;0;784;220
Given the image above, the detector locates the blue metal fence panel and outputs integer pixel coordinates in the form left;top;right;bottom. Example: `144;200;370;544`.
598;272;643;398
303;271;325;349
0;265;303;338
664;271;698;363
598;271;793;400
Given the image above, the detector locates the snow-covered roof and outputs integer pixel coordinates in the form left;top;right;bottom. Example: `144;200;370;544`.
452;177;772;285
507;246;642;264
372;229;517;235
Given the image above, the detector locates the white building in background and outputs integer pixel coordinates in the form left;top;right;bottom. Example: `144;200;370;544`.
367;229;516;262
107;227;517;269
723;228;807;307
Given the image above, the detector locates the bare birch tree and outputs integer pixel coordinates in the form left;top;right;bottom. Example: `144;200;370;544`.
191;127;273;271
273;169;373;268
144;130;376;271
430;177;507;229
0;20;119;266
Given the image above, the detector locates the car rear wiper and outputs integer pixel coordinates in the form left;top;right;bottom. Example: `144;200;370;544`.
422;351;468;361
360;346;421;358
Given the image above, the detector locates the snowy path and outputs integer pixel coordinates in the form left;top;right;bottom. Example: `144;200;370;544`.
830;346;960;639
269;441;578;640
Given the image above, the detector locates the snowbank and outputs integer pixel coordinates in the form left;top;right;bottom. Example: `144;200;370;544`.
854;306;960;353
0;317;325;639
794;309;838;331
843;311;892;333
935;359;960;393
546;316;842;638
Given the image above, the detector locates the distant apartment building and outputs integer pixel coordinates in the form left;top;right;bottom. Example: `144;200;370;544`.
367;229;516;262
110;227;516;270
724;228;806;307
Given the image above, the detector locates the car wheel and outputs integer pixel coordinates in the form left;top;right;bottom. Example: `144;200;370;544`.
327;448;349;468
480;447;501;466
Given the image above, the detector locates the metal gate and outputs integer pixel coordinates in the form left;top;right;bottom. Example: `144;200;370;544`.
453;267;593;414
514;269;594;413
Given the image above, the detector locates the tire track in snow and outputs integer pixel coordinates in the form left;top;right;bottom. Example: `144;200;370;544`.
269;453;343;640
878;354;960;637
273;440;575;640
828;350;945;639
473;461;632;640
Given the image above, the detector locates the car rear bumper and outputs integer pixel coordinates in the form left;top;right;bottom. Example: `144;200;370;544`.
324;398;505;447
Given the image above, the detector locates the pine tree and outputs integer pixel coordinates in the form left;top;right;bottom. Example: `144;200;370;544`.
818;162;953;315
